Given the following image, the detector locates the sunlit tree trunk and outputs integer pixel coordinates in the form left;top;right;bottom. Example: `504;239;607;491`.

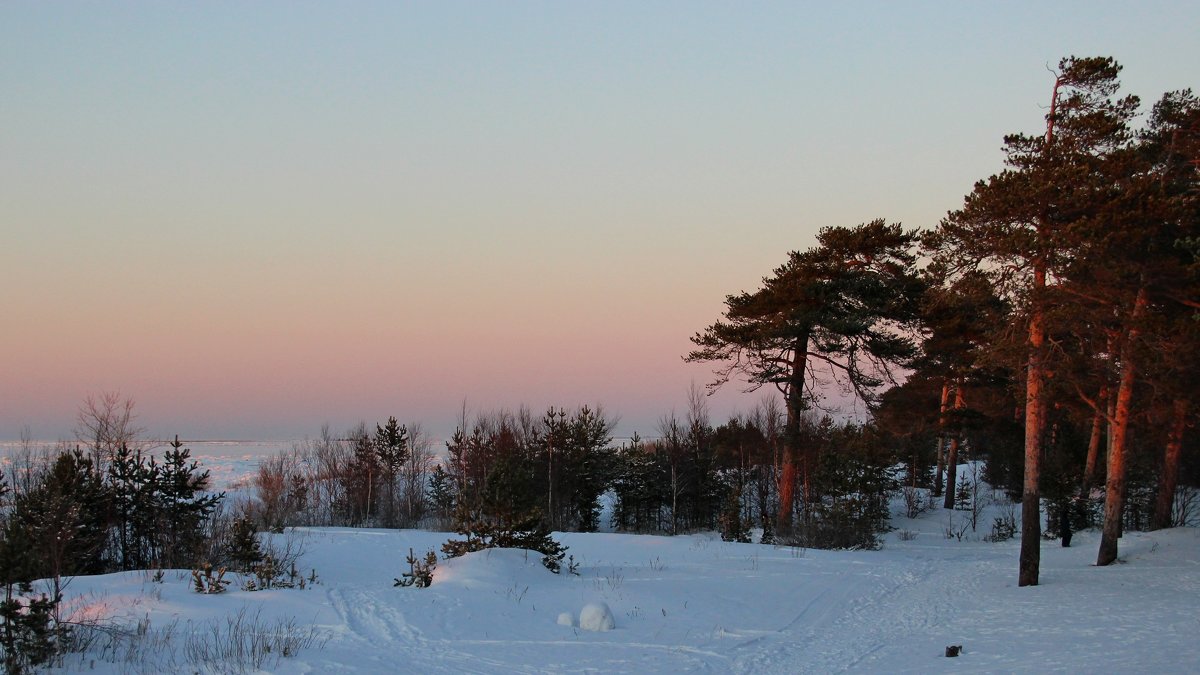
943;385;965;510
1082;385;1109;493
934;380;951;497
1098;286;1148;566
1019;262;1048;587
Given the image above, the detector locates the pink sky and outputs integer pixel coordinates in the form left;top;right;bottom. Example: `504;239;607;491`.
4;2;1195;440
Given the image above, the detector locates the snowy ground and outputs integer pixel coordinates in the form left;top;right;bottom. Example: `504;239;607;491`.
47;477;1200;674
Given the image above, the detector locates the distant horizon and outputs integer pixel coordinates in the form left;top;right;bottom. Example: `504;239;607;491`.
0;384;785;447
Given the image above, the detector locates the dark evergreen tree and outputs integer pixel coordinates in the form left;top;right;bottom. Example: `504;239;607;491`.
718;482;751;543
12;449;108;583
374;417;410;527
793;421;897;550
227;516;264;572
107;443;154;570
441;506;567;573
106;439;223;570
427;464;456;528
610;435;670;533
155;437;223;568
547;406;615;532
0;591;59;674
341;430;380;526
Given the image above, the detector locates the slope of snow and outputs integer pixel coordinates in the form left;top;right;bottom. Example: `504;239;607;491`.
50;515;1200;674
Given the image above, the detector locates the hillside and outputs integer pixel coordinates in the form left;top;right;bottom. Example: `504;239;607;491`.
52;502;1200;673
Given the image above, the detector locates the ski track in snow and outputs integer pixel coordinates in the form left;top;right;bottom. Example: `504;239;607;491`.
728;553;966;674
259;530;1200;674
318;538;985;674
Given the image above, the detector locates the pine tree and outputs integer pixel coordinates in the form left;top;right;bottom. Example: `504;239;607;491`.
0;591;60;674
12;449;108;584
156;437;223;568
427;464;456;528
107;443;150;570
687;220;923;536
373;417;410;527
341;430;380;526
718;483;751;543
227;516;264;572
955;473;973;512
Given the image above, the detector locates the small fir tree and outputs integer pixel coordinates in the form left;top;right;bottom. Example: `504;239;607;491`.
227;516;264;572
955;474;973;512
427;464;456;527
718;483;751;543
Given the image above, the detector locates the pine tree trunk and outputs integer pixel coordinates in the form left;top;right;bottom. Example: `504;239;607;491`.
935;380;951;498
1098;287;1147;566
778;332;810;536
1151;398;1188;530
943;385;965;511
1081;385;1108;494
1020;265;1047;587
778;456;795;536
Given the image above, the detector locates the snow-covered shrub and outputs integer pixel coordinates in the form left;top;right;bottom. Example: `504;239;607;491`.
985;508;1017;543
901;485;930;519
191;564;229;594
244;554;309;591
579;603;615;632
182;606;326;671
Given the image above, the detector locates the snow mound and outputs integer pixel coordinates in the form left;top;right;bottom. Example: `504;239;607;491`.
556;612;576;627
435;548;564;589
580;602;615;632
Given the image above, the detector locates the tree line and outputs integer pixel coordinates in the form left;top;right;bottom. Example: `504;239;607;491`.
691;56;1200;586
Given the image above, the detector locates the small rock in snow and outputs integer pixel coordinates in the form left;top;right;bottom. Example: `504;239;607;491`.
579;602;615;631
557;612;576;627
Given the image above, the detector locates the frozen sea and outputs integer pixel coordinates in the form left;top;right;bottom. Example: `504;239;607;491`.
0;439;293;492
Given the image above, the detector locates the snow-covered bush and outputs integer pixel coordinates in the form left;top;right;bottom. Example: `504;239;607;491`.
902;485;931;519
191;563;229;594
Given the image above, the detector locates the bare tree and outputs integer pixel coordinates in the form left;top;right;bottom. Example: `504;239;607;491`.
403;421;435;526
74;391;147;462
657;412;687;535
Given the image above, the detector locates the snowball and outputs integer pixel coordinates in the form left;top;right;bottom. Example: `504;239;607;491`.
579;602;615;632
557;612;576;627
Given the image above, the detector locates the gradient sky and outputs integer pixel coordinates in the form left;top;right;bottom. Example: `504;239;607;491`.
3;2;1198;441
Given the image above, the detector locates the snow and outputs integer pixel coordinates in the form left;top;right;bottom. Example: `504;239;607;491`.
34;453;1200;673
579;602;615;632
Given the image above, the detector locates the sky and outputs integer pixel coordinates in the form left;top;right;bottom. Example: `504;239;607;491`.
3;1;1198;442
